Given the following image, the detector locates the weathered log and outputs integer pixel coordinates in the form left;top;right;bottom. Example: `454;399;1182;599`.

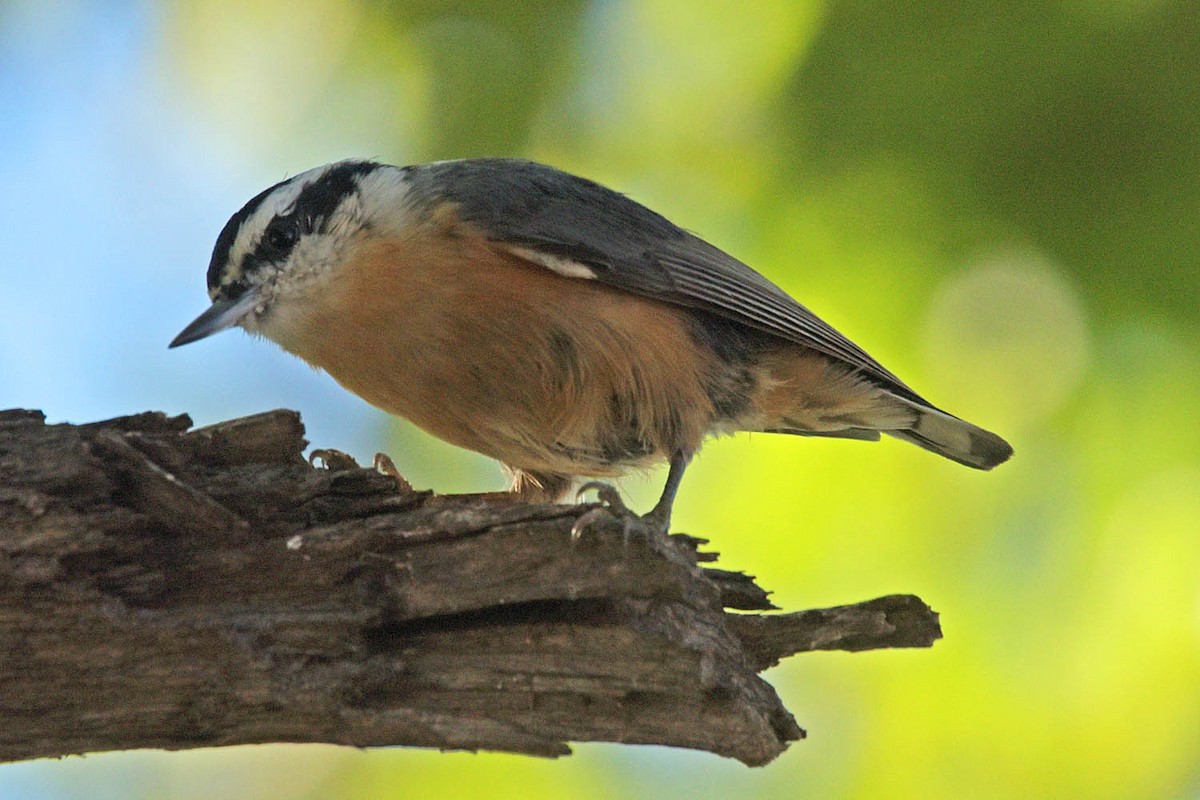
0;408;940;766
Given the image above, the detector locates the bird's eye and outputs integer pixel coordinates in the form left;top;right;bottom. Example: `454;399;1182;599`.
262;221;299;257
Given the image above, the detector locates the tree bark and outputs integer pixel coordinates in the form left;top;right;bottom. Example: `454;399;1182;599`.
0;408;941;767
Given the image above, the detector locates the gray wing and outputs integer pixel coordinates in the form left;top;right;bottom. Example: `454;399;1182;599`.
414;158;928;405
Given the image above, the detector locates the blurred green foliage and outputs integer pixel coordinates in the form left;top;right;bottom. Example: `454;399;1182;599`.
38;0;1200;797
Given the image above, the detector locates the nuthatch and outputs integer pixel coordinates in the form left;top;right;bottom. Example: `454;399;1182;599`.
171;159;1012;532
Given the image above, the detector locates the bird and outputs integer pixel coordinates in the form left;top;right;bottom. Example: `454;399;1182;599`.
171;158;1012;534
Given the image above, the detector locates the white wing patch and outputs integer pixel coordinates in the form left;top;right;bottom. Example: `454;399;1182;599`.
505;245;598;280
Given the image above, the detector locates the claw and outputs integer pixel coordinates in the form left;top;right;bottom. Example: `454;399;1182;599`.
570;506;617;541
309;448;360;471
570;481;668;543
575;480;630;515
372;452;414;493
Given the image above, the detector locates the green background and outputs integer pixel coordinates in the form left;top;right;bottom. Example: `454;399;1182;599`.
2;1;1198;798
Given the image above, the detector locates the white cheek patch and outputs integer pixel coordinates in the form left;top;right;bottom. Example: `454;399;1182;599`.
219;163;407;345
353;166;416;235
505;245;598;280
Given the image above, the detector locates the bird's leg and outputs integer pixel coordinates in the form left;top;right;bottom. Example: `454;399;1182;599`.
456;469;575;506
571;450;692;540
508;469;574;504
642;449;691;533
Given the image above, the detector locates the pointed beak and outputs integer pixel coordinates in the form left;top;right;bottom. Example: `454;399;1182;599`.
169;289;260;348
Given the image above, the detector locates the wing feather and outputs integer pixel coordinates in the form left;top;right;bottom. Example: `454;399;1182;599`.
415;158;929;406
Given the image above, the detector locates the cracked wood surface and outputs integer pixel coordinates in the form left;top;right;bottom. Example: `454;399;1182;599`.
0;408;941;767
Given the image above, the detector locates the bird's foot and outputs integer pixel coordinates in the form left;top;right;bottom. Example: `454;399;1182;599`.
571;481;671;543
372;452;415;493
310;449;413;492
309;448;360;471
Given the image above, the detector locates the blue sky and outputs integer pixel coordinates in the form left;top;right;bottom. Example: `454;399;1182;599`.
0;4;391;796
0;1;383;458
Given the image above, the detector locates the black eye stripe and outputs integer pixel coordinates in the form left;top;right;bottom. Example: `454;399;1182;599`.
261;218;300;255
206;160;381;297
247;162;378;266
290;161;377;232
206;180;285;294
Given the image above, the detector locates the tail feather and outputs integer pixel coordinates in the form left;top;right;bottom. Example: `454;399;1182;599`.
766;426;882;442
748;349;1013;468
887;400;1013;470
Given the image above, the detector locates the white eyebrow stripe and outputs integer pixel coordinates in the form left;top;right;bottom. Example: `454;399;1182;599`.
227;166;330;271
504;245;598;280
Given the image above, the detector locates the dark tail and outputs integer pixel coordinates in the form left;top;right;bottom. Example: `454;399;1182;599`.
887;399;1013;470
